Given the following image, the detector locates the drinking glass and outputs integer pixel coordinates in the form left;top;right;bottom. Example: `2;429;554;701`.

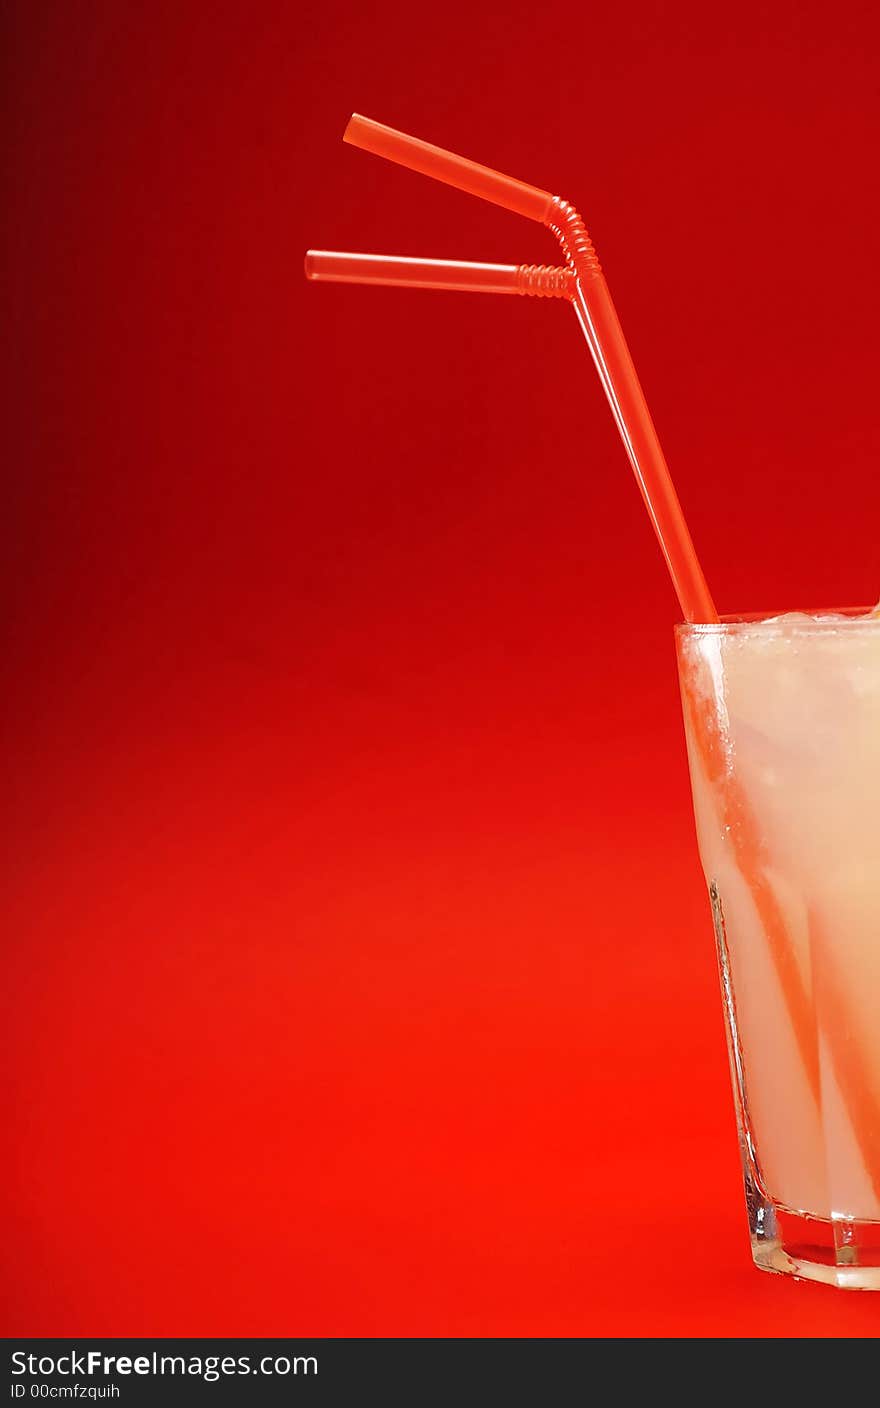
676;610;880;1288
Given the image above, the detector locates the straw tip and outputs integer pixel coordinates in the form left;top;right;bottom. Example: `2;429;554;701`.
342;113;366;145
303;250;317;280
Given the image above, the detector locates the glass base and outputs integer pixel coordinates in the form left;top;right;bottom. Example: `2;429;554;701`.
750;1203;880;1290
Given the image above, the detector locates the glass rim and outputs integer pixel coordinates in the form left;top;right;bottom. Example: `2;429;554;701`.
675;605;878;636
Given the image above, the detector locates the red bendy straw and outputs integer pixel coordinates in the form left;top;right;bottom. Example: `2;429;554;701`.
311;115;717;624
343;114;556;222
305;251;574;299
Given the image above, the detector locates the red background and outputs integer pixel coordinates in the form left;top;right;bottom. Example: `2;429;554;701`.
5;1;880;1337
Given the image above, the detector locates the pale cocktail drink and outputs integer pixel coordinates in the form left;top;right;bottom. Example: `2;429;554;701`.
677;611;880;1288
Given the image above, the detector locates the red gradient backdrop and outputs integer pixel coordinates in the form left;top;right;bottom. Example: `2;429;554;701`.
5;1;880;1337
